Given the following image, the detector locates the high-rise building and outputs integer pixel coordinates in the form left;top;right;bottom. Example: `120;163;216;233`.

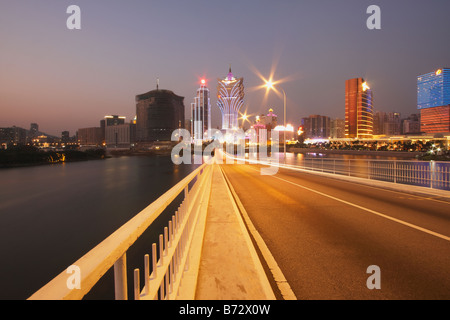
136;87;185;142
420;105;450;134
105;123;136;149
330;119;345;139
77;127;104;146
345;78;373;139
402;113;421;135
373;111;401;136
417;68;450;134
104;115;126;127
417;68;450;110
191;79;211;143
217;66;244;131
301;115;331;139
30;123;39;137
0;126;27;146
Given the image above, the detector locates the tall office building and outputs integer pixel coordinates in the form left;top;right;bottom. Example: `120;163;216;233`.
136;87;185;142
301;115;331;139
30;123;39;137
191;79;211;142
330;119;345;139
217;66;244;131
402;113;421;135
345;78;373;139
417;68;450;134
373;111;401;136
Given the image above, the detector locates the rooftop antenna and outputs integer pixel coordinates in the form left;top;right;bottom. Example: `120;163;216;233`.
156;78;159;90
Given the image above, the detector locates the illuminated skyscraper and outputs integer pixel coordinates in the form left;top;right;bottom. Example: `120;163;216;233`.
417;68;450;110
217;66;244;130
345;78;373;139
191;79;211;142
417;68;450;134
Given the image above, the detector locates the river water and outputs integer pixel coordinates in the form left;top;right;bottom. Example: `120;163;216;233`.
0;155;199;300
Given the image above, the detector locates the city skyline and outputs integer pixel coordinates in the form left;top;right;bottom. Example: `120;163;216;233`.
1;1;450;136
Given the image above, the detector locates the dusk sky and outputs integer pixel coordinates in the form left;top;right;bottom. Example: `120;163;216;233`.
1;0;450;136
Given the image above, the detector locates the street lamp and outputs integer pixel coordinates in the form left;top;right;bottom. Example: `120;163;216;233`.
264;80;286;163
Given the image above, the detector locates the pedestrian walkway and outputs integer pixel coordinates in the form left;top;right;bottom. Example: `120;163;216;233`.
193;164;275;300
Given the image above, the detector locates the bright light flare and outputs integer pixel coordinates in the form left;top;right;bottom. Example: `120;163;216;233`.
362;82;370;91
265;80;274;89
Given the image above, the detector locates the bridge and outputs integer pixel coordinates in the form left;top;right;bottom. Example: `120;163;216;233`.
28;152;450;300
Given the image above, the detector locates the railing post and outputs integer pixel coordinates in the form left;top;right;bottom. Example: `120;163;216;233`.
394;161;397;184
144;254;150;295
134;269;140;300
184;186;189;212
114;253;128;300
430;161;434;189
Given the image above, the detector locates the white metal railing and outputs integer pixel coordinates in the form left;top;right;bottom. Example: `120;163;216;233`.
284;158;450;191
28;162;212;300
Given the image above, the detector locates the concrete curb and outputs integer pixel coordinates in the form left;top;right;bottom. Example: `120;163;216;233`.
193;164;276;300
220;165;297;300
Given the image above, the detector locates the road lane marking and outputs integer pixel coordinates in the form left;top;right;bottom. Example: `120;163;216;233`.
278;165;450;205
220;165;298;300
244;165;450;242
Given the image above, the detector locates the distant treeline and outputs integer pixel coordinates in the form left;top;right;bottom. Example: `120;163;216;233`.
0;145;106;168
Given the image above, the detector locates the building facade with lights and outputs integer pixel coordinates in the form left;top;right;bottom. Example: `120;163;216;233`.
301;115;331;139
345;78;373;139
217;67;244;131
191;80;211;143
417;68;450;134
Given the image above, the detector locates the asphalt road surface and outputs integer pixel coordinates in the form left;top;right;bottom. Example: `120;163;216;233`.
221;163;450;300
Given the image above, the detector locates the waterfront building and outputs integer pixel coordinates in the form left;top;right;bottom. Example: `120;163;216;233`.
0;126;27;146
217;66;244;131
417;68;450;134
105;123;136;149
61;131;70;143
330;119;345;139
345;78;373;139
77;127;104;146
301;115;331;139
30;123;39;137
100;115;126;144
104;115;126;127
420;105;450;134
373;111;401;136
136;87;185;142
402;114;421;135
191;79;211;143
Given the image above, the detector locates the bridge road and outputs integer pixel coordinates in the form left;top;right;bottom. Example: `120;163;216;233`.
220;163;450;300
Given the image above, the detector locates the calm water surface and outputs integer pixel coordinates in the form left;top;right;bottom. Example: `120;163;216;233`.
0;155;198;299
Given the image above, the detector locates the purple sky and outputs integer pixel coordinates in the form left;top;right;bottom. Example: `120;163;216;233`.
1;0;450;136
